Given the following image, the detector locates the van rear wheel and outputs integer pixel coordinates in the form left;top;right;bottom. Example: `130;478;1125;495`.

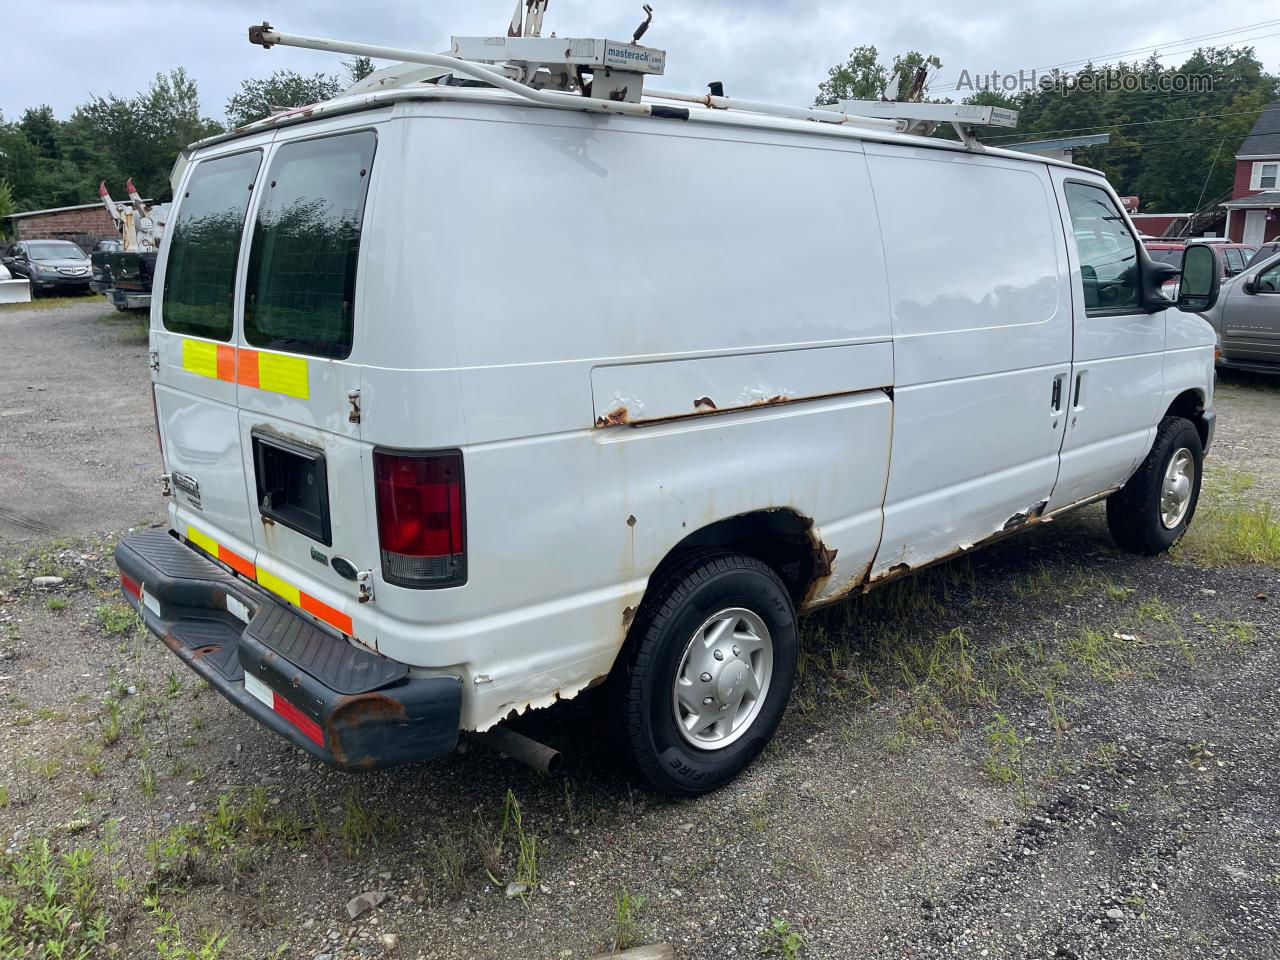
614;551;797;796
1106;416;1204;555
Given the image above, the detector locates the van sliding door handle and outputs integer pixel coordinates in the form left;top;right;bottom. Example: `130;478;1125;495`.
1050;375;1064;414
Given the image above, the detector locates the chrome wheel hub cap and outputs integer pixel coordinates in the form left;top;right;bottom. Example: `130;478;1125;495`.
1160;447;1195;529
672;607;773;750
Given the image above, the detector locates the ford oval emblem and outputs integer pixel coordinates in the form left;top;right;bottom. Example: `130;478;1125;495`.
330;556;359;581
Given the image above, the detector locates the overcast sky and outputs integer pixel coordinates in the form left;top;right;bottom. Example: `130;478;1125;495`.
4;0;1280;124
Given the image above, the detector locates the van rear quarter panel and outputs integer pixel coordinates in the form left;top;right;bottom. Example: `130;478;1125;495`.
356;105;895;729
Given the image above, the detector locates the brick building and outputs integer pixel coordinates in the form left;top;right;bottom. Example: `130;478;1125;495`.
4;202;119;250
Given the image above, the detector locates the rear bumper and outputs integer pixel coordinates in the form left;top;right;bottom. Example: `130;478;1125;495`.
114;530;461;771
108;288;151;309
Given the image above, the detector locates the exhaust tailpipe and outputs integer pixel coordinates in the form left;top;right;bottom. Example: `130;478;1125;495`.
474;725;562;775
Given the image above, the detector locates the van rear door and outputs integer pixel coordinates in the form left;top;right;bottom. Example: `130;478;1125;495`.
153;147;264;574
233;127;379;643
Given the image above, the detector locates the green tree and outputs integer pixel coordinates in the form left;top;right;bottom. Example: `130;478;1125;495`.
815;45;887;105
226;70;344;128
76;68;223;202
345;56;376;85
0;179;14;239
815;46;942;106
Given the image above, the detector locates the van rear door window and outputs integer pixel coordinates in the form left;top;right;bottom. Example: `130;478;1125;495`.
162;150;262;340
243;131;376;360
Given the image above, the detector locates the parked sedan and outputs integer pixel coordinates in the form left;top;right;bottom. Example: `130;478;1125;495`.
1;240;93;294
1199;251;1280;373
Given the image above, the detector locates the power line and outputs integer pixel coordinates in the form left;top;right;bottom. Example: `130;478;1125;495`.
930;22;1280;91
928;19;1280;92
985;106;1271;145
1079;123;1280;151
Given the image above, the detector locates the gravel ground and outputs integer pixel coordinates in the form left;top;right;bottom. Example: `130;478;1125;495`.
1;299;1278;960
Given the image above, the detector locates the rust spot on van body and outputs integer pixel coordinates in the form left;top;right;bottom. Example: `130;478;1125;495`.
694;396;717;410
595;407;630;428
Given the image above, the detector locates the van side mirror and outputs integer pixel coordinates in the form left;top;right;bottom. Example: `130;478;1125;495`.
1139;257;1178;311
1243;277;1258;295
1177;245;1220;312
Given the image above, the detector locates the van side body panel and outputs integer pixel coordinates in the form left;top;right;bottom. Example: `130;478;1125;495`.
863;145;1073;576
356;106;895;729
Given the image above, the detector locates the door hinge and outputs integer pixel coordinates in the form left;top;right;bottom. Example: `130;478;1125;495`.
347;389;361;424
159;473;172;497
148;350;160;372
356;570;374;603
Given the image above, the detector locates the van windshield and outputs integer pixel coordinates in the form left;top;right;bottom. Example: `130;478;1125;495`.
243;131;376;360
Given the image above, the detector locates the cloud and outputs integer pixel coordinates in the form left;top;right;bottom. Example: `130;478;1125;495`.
3;0;1278;124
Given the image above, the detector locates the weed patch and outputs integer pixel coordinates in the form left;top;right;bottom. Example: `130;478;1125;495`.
1176;470;1280;566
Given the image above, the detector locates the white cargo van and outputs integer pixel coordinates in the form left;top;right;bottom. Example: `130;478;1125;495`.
115;20;1222;795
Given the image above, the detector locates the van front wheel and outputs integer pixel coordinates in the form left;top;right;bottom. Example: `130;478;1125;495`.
1106;416;1204;555
615;551;797;796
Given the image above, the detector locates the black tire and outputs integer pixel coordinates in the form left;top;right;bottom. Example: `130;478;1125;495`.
1106;416;1204;555
612;550;797;796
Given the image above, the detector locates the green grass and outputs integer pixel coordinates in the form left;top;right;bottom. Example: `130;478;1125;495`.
0;293;101;312
611;888;647;952
96;602;137;635
44;595;67;612
762;918;805;959
1177;470;1280;566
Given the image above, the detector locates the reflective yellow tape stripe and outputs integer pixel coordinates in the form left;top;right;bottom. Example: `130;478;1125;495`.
182;340;218;379
255;566;302;607
184;527;353;637
255;352;309;400
186;524;218;556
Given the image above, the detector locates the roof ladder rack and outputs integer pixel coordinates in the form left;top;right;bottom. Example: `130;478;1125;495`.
836;101;1019;148
243;12;1009;144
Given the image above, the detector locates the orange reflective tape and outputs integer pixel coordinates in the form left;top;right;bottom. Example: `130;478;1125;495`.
216;344;237;382
236;348;260;388
217;544;256;580
300;593;354;636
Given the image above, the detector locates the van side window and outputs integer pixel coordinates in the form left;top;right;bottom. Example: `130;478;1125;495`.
1064;183;1139;314
243;131;376;360
1257;262;1280;294
161;151;262;341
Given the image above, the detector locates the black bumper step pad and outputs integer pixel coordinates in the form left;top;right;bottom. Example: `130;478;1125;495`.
244;600;406;696
169;617;244;683
120;529;237;602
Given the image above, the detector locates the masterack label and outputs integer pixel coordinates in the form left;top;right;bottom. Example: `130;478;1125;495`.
604;44;666;73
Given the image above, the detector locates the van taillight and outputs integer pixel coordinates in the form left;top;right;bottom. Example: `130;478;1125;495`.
373;450;465;588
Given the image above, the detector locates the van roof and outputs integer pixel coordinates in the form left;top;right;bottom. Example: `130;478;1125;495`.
187;84;1103;177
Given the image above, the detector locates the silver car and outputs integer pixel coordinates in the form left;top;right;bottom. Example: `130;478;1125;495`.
1202;251;1280;373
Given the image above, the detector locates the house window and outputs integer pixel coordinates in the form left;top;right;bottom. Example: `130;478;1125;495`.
1253;161;1279;190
